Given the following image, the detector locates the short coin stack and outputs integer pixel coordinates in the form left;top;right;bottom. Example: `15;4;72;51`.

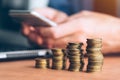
86;38;104;72
51;48;64;70
67;42;84;72
35;58;47;69
47;59;50;68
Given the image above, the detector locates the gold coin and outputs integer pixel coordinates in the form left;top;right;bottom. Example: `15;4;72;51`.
52;62;63;65
88;61;103;65
87;68;102;72
87;65;102;69
53;56;63;61
51;48;63;53
88;53;104;60
35;65;47;69
35;58;47;62
87;43;102;48
52;67;63;70
69;60;81;62
67;49;80;53
68;68;80;72
69;63;81;67
87;38;102;43
87;48;102;52
52;52;64;56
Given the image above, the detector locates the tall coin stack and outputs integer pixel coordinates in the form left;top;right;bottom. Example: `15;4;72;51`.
51;48;64;70
86;39;104;72
80;49;85;71
67;42;82;72
35;58;47;69
62;49;67;70
79;43;85;71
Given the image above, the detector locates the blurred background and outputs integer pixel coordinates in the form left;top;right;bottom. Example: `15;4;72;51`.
0;0;119;51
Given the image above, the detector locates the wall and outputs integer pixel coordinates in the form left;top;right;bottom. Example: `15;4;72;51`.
93;0;117;16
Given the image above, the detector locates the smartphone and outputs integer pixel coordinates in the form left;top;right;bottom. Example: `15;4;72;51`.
9;10;57;27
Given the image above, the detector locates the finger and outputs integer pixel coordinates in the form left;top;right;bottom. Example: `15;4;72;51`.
69;10;93;20
35;27;54;38
36;35;43;45
53;33;87;49
34;7;60;20
34;7;68;24
28;31;43;45
36;19;83;39
52;11;68;23
21;23;31;36
42;38;54;48
29;26;36;32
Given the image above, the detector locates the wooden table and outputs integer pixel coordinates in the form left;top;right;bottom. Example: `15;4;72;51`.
0;56;120;80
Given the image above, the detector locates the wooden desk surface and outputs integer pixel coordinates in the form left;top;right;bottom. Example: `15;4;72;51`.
0;57;120;80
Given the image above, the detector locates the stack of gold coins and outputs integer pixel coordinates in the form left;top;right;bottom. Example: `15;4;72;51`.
67;42;83;72
68;49;81;72
47;59;50;68
35;58;47;69
79;43;85;71
62;49;67;70
86;38;104;72
51;48;64;70
80;49;85;71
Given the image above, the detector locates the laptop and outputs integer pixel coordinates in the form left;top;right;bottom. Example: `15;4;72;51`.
0;29;52;60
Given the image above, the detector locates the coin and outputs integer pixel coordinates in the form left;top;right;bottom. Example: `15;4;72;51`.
86;38;104;72
35;58;48;69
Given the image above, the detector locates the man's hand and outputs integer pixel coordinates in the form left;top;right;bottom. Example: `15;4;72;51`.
22;9;120;54
21;7;68;47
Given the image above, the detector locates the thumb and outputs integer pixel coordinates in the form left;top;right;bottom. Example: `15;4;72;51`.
34;7;68;24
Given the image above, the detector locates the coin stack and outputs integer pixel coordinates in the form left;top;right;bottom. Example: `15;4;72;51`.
79;43;85;71
67;42;82;72
86;38;104;72
51;48;64;70
35;58;47;69
80;49;85;71
47;59;50;68
62;49;67;70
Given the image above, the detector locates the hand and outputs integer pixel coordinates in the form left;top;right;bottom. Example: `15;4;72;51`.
50;11;120;53
21;7;68;47
22;10;120;53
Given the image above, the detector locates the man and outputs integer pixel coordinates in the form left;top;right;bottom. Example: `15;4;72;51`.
20;0;120;54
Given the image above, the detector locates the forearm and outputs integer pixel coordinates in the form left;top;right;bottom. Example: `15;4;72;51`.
102;27;120;53
87;18;120;53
